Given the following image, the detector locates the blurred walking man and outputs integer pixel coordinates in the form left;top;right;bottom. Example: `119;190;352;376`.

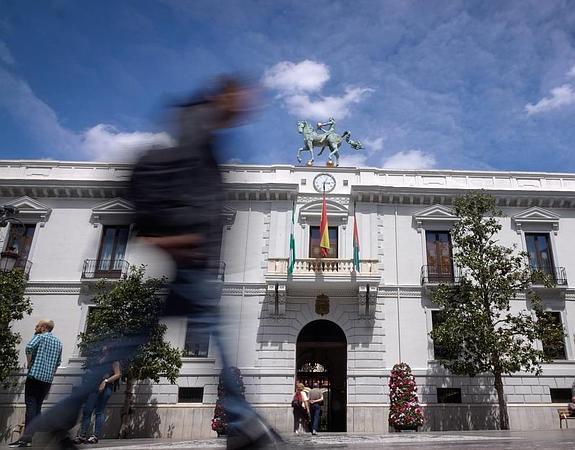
129;76;282;450
10;320;62;448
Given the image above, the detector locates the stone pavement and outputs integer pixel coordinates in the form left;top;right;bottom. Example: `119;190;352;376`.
64;429;575;450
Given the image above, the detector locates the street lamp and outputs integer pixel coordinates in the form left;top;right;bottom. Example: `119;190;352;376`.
0;205;24;272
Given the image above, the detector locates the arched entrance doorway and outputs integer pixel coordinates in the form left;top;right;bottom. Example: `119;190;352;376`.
296;320;347;432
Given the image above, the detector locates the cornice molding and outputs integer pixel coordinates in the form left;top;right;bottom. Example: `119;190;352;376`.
25;281;83;295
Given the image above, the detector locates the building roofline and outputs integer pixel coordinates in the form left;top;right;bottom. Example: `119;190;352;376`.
1;159;575;179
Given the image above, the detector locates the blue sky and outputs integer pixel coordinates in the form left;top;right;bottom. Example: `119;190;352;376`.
1;0;575;172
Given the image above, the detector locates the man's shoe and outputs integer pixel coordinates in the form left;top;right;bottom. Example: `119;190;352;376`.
8;440;31;448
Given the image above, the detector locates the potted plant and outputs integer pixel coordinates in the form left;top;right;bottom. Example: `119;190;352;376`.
388;362;424;432
212;367;246;436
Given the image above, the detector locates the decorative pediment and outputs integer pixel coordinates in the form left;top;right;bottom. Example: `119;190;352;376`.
512;207;560;234
90;198;134;226
299;200;349;224
413;204;458;232
5;196;51;225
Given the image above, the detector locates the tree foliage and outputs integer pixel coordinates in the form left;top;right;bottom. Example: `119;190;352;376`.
0;269;32;388
77;265;182;437
430;192;565;430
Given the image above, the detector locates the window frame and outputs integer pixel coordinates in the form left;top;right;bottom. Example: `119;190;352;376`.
308;225;339;258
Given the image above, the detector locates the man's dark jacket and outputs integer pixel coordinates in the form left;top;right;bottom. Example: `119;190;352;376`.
127;102;224;264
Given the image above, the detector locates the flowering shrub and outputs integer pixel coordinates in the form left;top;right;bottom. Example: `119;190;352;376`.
211;366;246;435
388;362;424;430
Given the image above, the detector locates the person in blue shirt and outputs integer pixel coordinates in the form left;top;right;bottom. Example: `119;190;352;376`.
10;319;62;448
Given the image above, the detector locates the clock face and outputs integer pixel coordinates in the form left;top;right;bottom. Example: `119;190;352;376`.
313;173;336;193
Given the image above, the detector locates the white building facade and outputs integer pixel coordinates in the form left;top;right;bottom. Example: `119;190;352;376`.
1;160;574;438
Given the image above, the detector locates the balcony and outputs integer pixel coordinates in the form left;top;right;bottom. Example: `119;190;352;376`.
82;259;129;279
421;265;461;286
530;266;568;287
267;258;379;277
0;252;32;279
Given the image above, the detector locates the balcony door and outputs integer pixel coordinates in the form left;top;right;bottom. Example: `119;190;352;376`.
425;230;453;282
96;225;129;277
309;226;338;258
4;224;36;270
525;233;555;277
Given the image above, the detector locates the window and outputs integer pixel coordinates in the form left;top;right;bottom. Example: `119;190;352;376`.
542;312;566;360
184;319;209;357
178;387;204;403
550;388;572;403
425;231;453;282
431;310;450;360
3;223;36;269
309;226;338;258
437;388;462;403
96;226;129;275
525;233;555;277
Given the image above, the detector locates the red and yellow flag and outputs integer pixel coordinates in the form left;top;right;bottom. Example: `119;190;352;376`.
319;192;330;257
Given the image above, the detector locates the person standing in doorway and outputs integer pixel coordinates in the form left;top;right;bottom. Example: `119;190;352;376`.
308;382;324;435
10;319;62;448
292;383;309;435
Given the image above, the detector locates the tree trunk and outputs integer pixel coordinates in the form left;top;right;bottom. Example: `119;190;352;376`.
493;371;509;430
118;376;135;438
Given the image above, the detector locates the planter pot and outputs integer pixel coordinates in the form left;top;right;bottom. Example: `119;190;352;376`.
393;426;419;432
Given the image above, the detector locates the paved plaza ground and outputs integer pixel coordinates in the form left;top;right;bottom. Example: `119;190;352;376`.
31;429;572;450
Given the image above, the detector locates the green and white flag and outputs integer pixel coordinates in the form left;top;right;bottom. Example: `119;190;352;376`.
288;204;296;275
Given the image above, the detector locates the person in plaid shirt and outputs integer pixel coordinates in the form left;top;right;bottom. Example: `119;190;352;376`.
9;319;62;448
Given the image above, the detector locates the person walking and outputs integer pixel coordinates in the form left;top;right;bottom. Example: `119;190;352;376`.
308;382;324;435
129;75;282;450
292;383;309;435
73;347;121;445
9;319;62;448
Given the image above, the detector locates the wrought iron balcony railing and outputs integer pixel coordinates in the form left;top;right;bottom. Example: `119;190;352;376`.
82;259;129;279
421;265;461;285
531;266;568;287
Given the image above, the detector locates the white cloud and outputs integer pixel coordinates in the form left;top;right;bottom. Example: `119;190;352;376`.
362;136;384;151
263;60;329;93
0;41;15;66
568;65;575;78
382;149;436;170
0;66;173;160
285;87;371;120
338;152;368;167
81;124;174;161
525;84;575;115
263;60;371;120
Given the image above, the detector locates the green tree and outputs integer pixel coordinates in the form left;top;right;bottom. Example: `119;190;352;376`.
0;268;32;388
77;265;182;438
430;192;565;430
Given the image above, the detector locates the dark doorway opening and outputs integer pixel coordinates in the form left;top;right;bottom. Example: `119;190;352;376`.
296;320;347;432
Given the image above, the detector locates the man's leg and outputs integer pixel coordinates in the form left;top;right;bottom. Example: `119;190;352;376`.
78;392;98;438
93;386;113;438
23;377;40;429
166;267;282;449
312;405;320;433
